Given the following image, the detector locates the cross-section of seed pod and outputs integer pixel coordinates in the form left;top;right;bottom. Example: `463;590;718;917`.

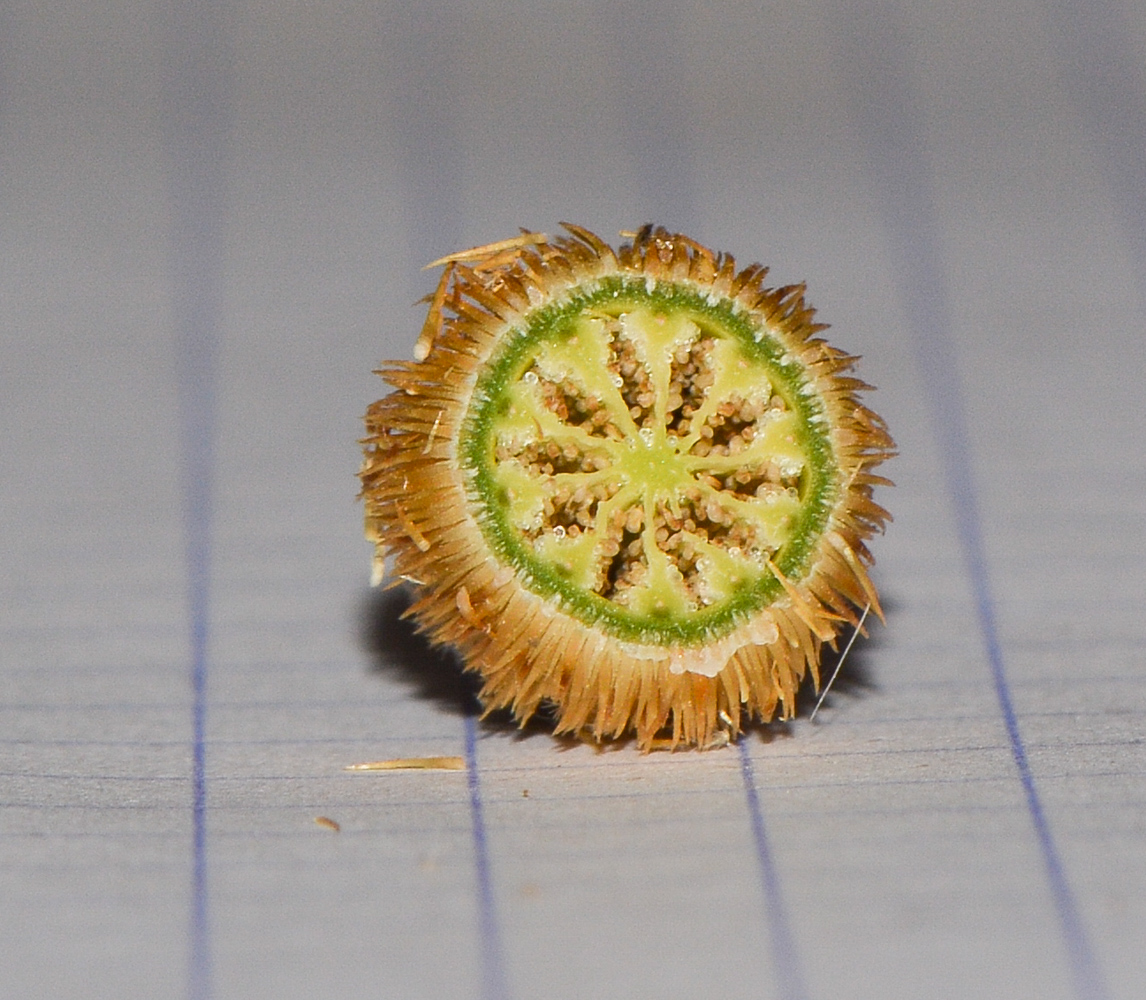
360;224;894;749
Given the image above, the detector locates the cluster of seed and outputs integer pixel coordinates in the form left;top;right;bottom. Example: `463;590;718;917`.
494;438;611;477
690;392;786;458
600;504;648;603
657;493;761;554
656;496;765;605
665;337;716;439
540;480;622;542
592;493;771;609
702;462;801;502
606;329;657;430
528;367;623;440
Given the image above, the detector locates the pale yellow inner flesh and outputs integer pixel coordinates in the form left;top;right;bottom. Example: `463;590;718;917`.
491;307;809;617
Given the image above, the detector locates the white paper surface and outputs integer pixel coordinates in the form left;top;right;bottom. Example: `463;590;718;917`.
3;2;1144;998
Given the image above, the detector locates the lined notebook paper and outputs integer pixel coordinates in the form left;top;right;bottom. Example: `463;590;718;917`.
3;2;1144;998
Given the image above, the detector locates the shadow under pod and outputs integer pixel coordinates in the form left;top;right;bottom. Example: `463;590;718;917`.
357;585;482;717
357;585;559;739
792;591;899;720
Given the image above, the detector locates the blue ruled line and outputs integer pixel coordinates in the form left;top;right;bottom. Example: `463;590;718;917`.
165;2;230;998
838;9;1109;1000
738;742;810;1000
464;717;511;1000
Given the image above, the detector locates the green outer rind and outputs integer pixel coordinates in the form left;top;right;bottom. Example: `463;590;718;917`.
459;274;838;647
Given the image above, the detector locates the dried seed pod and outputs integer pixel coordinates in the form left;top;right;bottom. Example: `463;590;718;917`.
360;224;894;749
